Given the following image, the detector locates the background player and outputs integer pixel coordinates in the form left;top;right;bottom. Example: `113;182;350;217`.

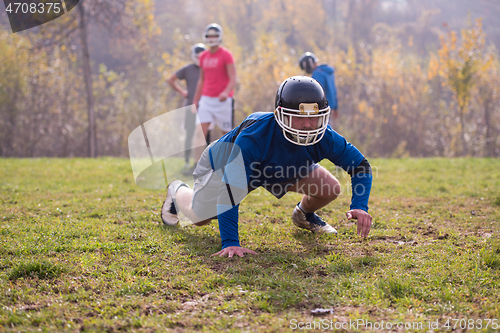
192;23;237;147
167;43;207;171
299;52;339;129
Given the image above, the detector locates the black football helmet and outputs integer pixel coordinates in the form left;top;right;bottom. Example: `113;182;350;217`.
274;76;330;146
299;52;319;74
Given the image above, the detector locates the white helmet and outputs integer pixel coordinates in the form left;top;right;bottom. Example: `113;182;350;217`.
203;23;223;47
191;43;207;66
274;76;330;146
299;52;319;74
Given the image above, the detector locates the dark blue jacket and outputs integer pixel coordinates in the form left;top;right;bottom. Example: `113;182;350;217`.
312;64;338;110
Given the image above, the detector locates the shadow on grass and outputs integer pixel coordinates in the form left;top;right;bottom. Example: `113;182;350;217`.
161;222;380;272
156;222;381;312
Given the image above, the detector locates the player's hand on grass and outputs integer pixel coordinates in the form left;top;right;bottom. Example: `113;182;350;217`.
211;246;257;258
346;209;372;237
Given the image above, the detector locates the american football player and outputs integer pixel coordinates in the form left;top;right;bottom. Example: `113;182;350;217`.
162;76;372;258
192;23;237;145
167;43;207;171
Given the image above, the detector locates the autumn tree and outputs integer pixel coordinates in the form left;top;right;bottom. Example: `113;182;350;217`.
30;0;158;157
474;49;500;156
0;32;27;156
438;18;493;155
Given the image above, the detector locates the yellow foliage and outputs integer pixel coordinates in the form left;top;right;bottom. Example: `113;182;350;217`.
358;100;367;114
1;1;499;158
438;18;491;112
427;53;439;80
236;32;297;119
367;106;374;120
450;31;457;50
391;104;397;116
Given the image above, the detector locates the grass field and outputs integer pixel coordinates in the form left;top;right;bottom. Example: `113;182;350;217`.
1;158;500;332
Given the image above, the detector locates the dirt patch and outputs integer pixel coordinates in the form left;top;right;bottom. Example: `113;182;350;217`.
181;301;198;310
477;232;493;239
113;220;132;225
436;233;449;240
18;303;47;311
371;235;418;246
140;304;175;316
208;261;229;273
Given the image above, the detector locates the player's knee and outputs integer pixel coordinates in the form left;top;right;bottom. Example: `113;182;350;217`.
315;167;341;200
325;178;341;201
308;178;340;201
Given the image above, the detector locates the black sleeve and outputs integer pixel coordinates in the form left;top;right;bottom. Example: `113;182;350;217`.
348;158;372;176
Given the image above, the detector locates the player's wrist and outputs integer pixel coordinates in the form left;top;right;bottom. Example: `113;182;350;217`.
222;241;240;249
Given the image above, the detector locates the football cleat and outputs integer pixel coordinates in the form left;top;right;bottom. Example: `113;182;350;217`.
291;202;337;234
161;180;188;226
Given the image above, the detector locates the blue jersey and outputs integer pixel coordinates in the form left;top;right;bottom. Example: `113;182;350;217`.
209;112;372;248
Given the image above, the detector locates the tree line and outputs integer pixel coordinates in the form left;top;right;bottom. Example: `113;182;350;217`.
0;0;499;157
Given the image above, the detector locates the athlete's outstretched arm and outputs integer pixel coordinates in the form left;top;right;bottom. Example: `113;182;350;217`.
211;141;254;258
325;131;373;237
